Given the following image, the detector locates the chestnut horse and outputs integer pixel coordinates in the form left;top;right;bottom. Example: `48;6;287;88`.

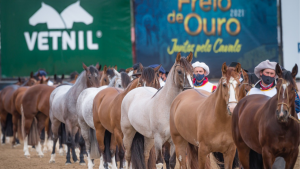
21;83;54;158
0;72;38;144
121;52;194;169
49;63;101;165
76;68;132;169
92;65;161;169
232;64;299;169
170;63;241;169
10;78;49;148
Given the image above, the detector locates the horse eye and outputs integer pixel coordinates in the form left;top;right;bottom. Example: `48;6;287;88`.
104;79;107;82
177;70;182;74
119;85;121;88
223;84;226;87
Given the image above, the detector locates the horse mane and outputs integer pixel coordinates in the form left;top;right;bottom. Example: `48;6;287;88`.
107;69;115;78
178;57;194;75
282;70;296;87
141;67;156;85
121;72;131;88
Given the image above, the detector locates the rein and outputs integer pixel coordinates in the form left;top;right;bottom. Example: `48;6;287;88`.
277;78;300;123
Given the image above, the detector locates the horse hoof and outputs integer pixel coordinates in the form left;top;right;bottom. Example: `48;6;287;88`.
39;155;44;158
25;155;30;159
80;162;86;166
49;160;55;163
65;162;72;165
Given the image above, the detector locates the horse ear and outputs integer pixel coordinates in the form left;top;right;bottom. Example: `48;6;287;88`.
113;68;120;77
292;64;298;78
242;69;249;82
95;63;100;70
114;65;118;71
221;62;227;75
235;63;241;73
82;63;88;70
18;77;22;83
103;65;108;74
138;63;143;70
175;52;181;63
40;78;44;84
46;77;50;82
275;63;282;78
30;72;33;78
187;52;193;63
61;74;65;80
153;64;162;73
98;65;102;71
41;2;45;6
54;74;57;81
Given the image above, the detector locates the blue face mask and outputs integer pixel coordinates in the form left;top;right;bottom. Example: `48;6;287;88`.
193;73;205;81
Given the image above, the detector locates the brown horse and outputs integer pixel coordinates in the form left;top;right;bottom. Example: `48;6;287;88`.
238;71;260;101
170;62;241;169
10;78;49;147
232;64;299;169
92;64;161;169
20;83;55;158
100;65;116;86
0;72;38;144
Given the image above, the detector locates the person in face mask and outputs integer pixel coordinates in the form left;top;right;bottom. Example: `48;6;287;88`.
247;60;277;97
192;61;216;92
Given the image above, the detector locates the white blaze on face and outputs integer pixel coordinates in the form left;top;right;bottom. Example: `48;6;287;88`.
228;77;238;113
280;82;289;117
187;74;194;88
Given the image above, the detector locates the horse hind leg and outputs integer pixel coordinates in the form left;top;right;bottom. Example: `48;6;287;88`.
172;135;188;169
122;128;137;169
79;135;87;165
49;118;60;163
108;133;117;169
144;137;155;169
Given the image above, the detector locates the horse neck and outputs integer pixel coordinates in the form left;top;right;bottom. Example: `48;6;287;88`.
210;82;230;121
69;71;88;98
124;79;138;95
155;66;182;106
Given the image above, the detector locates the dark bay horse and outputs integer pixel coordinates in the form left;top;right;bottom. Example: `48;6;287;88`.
232;64;299;169
170;63;241;169
50;63;101;165
92;64;161;169
21;83;55;158
0;72;38;144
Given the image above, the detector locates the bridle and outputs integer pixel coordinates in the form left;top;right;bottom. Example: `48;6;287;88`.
173;64;193;91
277;78;300;123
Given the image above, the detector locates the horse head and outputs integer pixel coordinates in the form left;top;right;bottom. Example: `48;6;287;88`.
54;74;65;85
29;2;65;29
172;52;194;90
60;1;93;29
83;62;101;88
100;65;114;86
109;69;123;88
139;64;161;89
23;72;38;86
275;63;298;123
220;62;241;115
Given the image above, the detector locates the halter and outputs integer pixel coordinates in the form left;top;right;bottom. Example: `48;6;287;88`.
173;64;193;91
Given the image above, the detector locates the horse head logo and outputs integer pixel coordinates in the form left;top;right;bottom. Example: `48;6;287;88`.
29;1;93;29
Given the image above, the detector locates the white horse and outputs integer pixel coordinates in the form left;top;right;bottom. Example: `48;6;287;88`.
121;52;194;169
49;63;100;165
77;70;131;169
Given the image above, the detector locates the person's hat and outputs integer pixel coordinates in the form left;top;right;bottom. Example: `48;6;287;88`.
229;62;248;72
254;60;277;78
192;61;210;76
133;63;140;70
148;64;165;74
34;70;47;77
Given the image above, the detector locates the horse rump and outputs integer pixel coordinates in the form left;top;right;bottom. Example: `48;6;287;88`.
249;149;263;169
89;128;100;159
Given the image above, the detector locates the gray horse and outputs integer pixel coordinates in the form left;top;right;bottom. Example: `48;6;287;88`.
49;63;101;165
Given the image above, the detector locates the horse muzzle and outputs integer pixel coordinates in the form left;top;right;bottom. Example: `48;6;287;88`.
276;110;289;123
227;103;237;115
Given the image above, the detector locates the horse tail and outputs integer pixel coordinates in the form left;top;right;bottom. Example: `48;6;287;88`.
5;113;13;137
103;130;112;163
249;149;263;169
187;143;199;169
148;146;156;169
27;116;40;146
89;128;100;159
130;132;146;169
17;118;23;141
21;104;25;139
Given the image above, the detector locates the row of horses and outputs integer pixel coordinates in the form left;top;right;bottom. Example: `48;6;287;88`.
0;52;299;169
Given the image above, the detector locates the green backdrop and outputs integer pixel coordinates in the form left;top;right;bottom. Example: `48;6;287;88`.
0;0;132;77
